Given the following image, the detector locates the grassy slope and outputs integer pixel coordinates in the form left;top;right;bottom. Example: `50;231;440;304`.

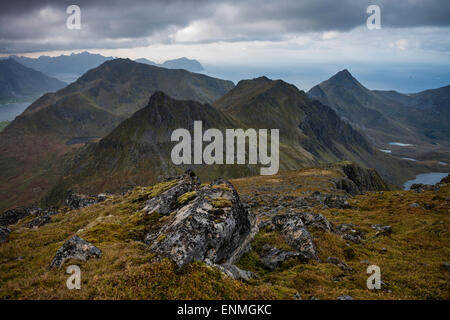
0;121;9;132
0;166;448;299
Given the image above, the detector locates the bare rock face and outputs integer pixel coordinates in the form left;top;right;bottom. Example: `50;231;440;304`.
0;207;42;227
145;174;258;277
272;214;319;261
50;235;102;268
0;226;11;243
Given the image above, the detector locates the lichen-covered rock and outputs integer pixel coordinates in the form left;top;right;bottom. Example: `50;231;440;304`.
143;170;200;215
335;223;365;243
50;235;102;268
145;175;258;275
0;226;11;243
0;207;42;227
259;245;309;270
324;194;351;209
296;211;333;232
272;214;319;260
25;215;52;228
65;193;107;210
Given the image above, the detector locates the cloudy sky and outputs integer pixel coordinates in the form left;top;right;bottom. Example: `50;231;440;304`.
1;0;449;91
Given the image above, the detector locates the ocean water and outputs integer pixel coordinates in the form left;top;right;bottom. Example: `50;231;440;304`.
389;142;414;147
403;172;449;190
0;102;30;121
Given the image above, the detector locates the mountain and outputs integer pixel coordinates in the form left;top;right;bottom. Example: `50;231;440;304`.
0;59;65;103
160;57;204;72
135;57;204;72
307;70;450;165
10;52;115;82
135;58;156;65
0;59;234;211
45;77;423;203
50;91;256;197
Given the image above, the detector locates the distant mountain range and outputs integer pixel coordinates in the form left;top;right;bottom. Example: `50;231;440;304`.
135;57;204;72
5;52;205;83
308;70;450;145
0;59;233;210
0;59;446;211
0;59;65;103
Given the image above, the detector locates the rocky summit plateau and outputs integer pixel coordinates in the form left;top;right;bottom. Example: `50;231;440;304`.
0;163;448;300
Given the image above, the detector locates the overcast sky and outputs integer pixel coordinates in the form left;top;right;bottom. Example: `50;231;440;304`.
0;0;449;91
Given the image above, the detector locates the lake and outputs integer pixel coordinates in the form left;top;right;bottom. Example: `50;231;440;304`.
403;172;449;190
0;102;31;121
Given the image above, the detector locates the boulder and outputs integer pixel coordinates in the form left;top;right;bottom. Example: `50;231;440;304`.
25;215;52;228
272;214;319;260
259;245;309;270
143;170;200;215
50;235;102;268
335;223;365;243
0;226;11;243
145;174;258;276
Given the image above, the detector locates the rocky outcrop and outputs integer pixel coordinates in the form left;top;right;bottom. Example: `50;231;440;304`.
296;211;333;232
65;193;108;210
335;163;389;195
272;214;319;261
326;257;352;272
0;207;42;227
145;173;257;279
143;170;200;215
259;245;309;270
50;235;102;268
0;226;11;243
335;223;365;243
25;215;52;228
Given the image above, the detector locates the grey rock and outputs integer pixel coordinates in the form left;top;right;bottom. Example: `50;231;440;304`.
50;235;102;268
25;215;51;228
371;224;392;236
335;223;364;243
293;292;302;300
0;207;42;227
272;214;319;260
324;195;351;209
296;211;333;232
0;226;11;243
326;257;352;272
336;295;353;300
408;202;421;208
143;170;200;215
146;175;258;271
65;193;107;210
259;245;309;270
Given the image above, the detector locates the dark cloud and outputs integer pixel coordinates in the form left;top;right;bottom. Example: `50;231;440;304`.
0;0;449;53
